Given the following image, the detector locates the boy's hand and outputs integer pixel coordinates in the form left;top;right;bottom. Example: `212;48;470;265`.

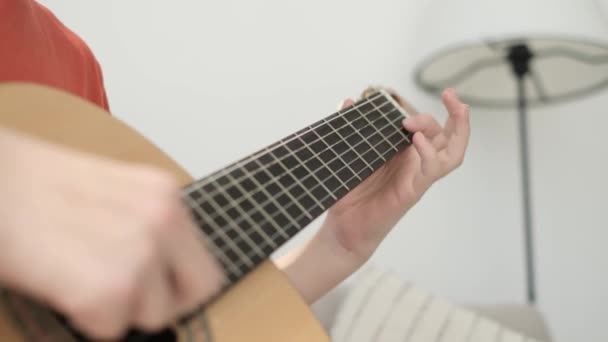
324;88;470;260
0;129;224;340
278;88;470;303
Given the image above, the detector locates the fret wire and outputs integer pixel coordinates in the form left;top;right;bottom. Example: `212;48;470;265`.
223;169;278;253
265;147;313;220
237;129;408;265
196;188;257;268
190;100;393;207
321;117;362;181
375;100;411;142
344;110;386;164
251;157;303;233
282;141;326;210
340;126;374;172
362;101;400;152
238;162;291;240
221;127;409;266
185;93;391;193
189;99;393;211
201;109;405;242
380;89;414;143
207;114;407;250
183;195;244;277
294;134;337;200
194;164;323;230
309;129;351;191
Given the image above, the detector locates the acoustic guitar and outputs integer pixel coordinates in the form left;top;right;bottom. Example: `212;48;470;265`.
0;82;414;342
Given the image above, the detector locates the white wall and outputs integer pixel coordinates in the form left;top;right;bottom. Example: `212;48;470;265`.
37;1;608;341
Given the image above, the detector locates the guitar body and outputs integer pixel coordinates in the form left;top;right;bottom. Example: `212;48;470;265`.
0;83;330;342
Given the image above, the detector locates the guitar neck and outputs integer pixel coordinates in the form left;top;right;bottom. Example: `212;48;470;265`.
183;89;412;284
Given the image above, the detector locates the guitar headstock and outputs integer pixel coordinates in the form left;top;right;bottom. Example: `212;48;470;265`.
360;86;419;118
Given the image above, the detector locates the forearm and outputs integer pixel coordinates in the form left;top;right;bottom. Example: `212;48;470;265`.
0;127;18;150
275;220;369;304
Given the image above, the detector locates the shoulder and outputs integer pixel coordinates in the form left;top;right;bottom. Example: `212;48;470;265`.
35;3;95;59
35;2;110;111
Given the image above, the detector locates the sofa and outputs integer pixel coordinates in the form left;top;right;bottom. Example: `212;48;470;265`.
312;277;553;341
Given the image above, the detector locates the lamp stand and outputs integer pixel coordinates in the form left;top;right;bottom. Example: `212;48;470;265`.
507;43;536;305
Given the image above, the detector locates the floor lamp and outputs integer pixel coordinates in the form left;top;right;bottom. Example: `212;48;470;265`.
412;0;608;304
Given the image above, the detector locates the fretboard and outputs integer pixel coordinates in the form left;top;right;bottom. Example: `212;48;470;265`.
183;89;412;284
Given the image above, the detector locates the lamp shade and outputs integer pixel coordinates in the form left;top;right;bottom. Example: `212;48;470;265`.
412;0;608;108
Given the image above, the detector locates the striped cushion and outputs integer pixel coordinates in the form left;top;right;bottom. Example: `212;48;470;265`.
330;269;545;342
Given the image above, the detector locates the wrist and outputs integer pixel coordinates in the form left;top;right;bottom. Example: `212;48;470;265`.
316;214;373;268
322;209;387;264
276;217;370;304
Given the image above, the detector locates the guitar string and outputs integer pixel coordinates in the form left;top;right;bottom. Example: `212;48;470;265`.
50;92;395;341
207;125;407;272
199;106;404;240
192;110;409;272
183;91;392;193
181;97;397;273
179;126;402;326
190;104;404;249
194;105;407;270
187;96;396;201
178;93;407;331
186;93;390;198
183;96;402;272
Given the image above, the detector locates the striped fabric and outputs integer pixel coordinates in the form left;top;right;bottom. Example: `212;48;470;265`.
330;269;545;342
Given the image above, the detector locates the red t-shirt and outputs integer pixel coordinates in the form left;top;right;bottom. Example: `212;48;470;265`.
0;0;109;110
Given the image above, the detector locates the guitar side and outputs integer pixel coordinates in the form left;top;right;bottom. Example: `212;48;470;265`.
0;82;330;342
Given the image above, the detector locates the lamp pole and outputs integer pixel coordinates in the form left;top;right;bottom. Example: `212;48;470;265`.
507;43;537;304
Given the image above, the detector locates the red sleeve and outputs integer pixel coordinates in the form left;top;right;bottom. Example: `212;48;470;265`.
36;2;112;112
1;2;111;112
91;56;110;112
